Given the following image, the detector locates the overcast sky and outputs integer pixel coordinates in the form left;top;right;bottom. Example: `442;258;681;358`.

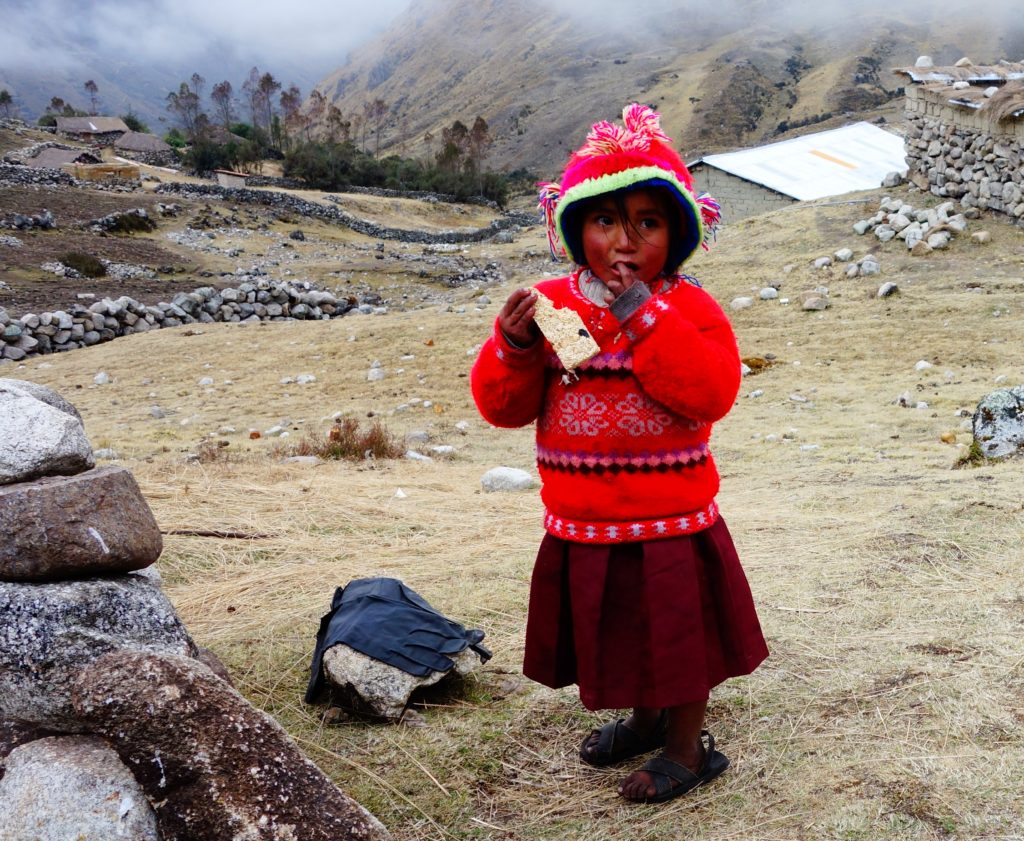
0;0;413;77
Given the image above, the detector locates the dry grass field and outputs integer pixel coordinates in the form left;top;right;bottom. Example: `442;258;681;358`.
6;184;1024;839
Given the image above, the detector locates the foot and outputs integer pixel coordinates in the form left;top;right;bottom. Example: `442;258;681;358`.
618;741;706;801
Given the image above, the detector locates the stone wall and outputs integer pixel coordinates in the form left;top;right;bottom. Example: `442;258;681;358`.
904;87;1024;221
154;181;533;244
690;165;795;222
0;281;364;363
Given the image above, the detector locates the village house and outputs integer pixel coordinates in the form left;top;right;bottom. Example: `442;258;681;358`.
113;131;176;166
54;116;129;146
688;122;907;222
213;168;249;189
893;58;1024;221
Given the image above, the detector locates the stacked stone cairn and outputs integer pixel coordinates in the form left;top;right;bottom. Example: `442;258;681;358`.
0;378;390;840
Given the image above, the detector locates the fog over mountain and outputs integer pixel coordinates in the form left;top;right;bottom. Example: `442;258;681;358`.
0;0;409;122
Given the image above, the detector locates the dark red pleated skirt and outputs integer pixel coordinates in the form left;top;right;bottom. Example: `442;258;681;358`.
523;517;768;711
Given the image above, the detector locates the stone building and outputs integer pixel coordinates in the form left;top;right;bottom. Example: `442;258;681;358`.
893;59;1024;221
688;122;906;222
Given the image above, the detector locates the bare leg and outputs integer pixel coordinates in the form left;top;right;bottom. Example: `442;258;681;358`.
618;700;707;801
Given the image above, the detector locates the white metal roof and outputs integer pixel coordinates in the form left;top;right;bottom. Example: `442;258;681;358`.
697;122;907;202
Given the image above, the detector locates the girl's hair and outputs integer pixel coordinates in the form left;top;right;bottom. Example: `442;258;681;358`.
561;186;684;274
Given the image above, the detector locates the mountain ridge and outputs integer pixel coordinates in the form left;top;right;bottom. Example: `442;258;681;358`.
312;0;1024;176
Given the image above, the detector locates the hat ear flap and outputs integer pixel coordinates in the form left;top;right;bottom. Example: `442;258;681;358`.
538;181;566;260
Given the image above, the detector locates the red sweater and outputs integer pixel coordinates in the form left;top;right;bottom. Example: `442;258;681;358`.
471;271;741;544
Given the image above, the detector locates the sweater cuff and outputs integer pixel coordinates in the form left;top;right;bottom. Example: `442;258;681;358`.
492;319;543;365
618;294;671;343
609;282;652;323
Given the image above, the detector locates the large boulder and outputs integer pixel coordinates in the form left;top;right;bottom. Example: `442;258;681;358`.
72;651;391;841
973;386;1024;460
0;379;94;484
0;465;163;582
0;576;197;728
0;735;159;840
323;643;484;720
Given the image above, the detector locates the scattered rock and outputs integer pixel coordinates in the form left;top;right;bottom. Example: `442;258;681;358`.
730;296;754;310
971;231;991;244
481;466;536;492
322;644;484;721
971;386;1024;460
877;282;899;298
759;287;779;300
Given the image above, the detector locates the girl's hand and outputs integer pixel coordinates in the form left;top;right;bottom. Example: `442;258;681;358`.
603;266;639;304
498;288;540;347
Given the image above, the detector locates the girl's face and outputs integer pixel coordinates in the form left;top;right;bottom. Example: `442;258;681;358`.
580;189;673;286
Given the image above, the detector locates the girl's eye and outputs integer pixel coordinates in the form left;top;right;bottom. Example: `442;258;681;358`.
593;214;614;226
639;217;661;229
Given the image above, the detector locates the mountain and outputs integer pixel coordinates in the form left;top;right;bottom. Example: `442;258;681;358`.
312;0;1024;176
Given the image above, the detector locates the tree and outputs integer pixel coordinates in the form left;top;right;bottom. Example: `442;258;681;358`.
211;80;234;129
437;119;469;173
241;67;263;129
368;98;388;158
305;90;327;141
0;89;12;118
166;81;204;140
83;79;99;115
467;116;492;173
257;72;281;138
326;104;349;144
121;110;150;133
279;84;303;147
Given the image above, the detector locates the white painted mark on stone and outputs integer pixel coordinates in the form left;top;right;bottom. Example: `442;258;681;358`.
88;527;110;554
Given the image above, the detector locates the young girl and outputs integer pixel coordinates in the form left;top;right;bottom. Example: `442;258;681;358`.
470;105;768;803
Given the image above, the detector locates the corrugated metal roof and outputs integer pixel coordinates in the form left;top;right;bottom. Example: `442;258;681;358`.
696;122;907;202
894;62;1024;84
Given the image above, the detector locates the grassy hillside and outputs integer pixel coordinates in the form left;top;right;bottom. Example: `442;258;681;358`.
6;171;1024;837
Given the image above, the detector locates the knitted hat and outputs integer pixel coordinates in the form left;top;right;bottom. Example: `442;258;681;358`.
539;104;721;272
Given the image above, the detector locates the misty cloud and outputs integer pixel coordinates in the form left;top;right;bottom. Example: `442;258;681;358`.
0;0;412;76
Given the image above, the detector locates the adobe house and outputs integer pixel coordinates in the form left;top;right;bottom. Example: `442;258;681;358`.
688;122;907;222
54;116;129;146
213;169;249;189
893;58;1024;220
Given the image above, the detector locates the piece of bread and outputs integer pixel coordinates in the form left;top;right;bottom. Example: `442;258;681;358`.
531;289;601;371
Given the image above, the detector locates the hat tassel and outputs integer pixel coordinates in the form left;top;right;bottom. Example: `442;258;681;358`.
696;192;721;251
538;181;565;260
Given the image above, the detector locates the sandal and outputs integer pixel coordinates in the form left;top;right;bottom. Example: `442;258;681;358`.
579;711;667;767
623;730;730;803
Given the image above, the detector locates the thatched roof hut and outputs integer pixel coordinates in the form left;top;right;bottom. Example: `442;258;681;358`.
114;131;172;153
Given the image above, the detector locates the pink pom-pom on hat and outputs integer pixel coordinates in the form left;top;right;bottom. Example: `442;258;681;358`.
538;104;720;269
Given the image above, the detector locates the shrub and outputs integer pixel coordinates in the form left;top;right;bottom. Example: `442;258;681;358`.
61;252;106;277
274;418;405;462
